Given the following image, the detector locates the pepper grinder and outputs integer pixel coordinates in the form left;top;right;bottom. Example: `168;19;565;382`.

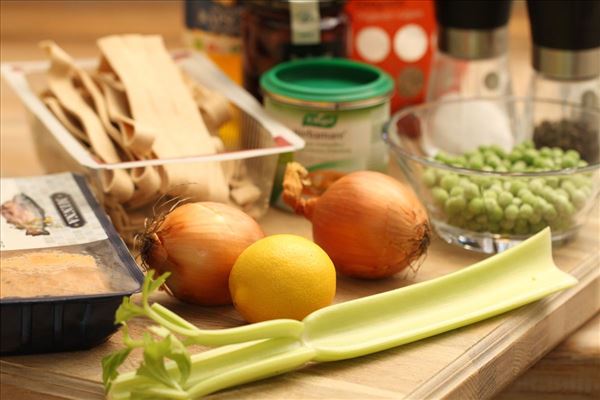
427;0;513;101
526;0;600;163
526;0;600;108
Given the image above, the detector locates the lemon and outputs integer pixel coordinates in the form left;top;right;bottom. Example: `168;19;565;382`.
229;234;336;323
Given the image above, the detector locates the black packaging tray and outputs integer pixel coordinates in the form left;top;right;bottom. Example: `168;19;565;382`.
0;174;144;354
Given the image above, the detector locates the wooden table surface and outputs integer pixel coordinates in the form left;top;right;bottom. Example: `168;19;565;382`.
1;1;598;399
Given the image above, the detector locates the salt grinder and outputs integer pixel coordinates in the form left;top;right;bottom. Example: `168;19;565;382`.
427;0;513;101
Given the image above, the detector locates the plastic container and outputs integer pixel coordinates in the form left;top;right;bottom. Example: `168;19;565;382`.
0;173;144;354
260;58;393;208
383;97;600;253
0;52;304;243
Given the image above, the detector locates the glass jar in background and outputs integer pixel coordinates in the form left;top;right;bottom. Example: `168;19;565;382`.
242;0;348;101
184;0;244;83
184;0;244;148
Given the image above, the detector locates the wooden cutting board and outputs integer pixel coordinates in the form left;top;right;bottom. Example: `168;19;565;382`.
1;208;598;400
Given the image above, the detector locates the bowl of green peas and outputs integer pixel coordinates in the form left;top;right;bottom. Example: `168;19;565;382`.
383;97;599;253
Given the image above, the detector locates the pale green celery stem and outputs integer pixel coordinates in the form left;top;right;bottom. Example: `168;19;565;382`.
150;303;305;346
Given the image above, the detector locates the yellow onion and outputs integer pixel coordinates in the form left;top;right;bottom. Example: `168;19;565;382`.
140;202;264;305
283;163;430;279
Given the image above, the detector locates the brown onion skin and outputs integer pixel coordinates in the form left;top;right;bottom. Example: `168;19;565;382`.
145;202;264;305
309;172;430;279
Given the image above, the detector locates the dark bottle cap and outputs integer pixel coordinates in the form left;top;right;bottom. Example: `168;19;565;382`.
435;0;512;30
527;0;600;51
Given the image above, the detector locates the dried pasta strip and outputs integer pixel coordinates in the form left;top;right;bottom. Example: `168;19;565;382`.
97;35;228;201
41;41;134;203
95;74;162;208
95;73;155;157
43;96;90;145
185;75;232;132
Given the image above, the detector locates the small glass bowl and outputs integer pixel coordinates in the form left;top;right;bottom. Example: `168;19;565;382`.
383;97;599;253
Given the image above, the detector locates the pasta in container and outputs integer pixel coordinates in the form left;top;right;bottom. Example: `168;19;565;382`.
1;36;304;244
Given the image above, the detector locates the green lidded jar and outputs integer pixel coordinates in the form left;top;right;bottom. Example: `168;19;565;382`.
261;58;394;210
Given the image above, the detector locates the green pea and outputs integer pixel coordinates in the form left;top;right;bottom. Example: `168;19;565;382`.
495;165;508;172
578;160;588;168
523;149;539;165
482;166;494;172
554;196;571;214
511;161;527;172
512;197;523;206
463;182;480;199
485;154;502;169
422;169;437;187
468;155;485;170
517;188;533;199
489;205;504;222
529;178;546;195
534;158;555;170
571;189;586;208
562;202;576;216
483;190;498;199
522;193;541;208
561;157;577;168
468;197;485;214
510;180;527;195
552;147;564;157
450;186;465;197
565;149;580;161
539;147;553;157
440;174;459;191
542;204;557;221
560;180;576;192
431;187;449;205
434;152;450;163
508;150;523;163
519;204;534;219
498;191;514;207
445;196;466;215
451;156;467;167
505;204;519;220
546;177;559;188
555;188;569;199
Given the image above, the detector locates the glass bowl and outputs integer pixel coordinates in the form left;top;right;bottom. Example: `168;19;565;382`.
383;97;599;253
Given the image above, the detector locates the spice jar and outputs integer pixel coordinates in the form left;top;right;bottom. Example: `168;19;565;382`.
242;0;348;101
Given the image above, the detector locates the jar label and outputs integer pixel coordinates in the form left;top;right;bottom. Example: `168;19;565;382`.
265;99;389;210
290;0;322;45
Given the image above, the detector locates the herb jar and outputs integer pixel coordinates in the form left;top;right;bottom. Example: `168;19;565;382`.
261;58;393;209
242;0;348;101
